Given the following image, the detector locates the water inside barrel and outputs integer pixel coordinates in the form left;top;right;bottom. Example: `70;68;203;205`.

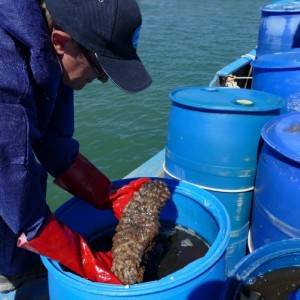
89;222;209;282
238;266;300;300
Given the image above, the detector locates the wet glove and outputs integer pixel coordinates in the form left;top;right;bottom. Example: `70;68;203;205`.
54;152;150;218
18;214;121;284
54;152;112;210
110;177;150;219
18;178;151;283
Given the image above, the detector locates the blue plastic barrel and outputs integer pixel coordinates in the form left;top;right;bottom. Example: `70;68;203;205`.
249;113;300;251
225;222;249;274
42;178;230;300
256;1;300;56
221;238;300;299
164;87;284;271
165;87;284;190
252;50;300;113
208;190;252;272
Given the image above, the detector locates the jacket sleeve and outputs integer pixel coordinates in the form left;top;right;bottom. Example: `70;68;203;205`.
0;0;79;240
0;26;52;242
0;0;80;178
0;103;51;241
33;83;80;179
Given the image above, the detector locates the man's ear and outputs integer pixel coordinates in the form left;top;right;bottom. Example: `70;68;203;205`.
51;30;72;55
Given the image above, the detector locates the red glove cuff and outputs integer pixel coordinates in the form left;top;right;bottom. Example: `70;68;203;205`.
54;153;112;210
111;178;150;219
18;214;122;284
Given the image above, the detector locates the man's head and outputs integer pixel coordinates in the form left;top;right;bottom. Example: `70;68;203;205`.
44;0;152;92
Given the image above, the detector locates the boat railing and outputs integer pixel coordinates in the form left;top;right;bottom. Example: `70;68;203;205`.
209;49;256;89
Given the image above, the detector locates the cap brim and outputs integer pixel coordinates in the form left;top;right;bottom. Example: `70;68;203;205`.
97;54;152;93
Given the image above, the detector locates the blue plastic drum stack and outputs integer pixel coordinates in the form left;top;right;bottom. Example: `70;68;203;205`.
249;113;300;250
252;1;300;113
164;86;284;272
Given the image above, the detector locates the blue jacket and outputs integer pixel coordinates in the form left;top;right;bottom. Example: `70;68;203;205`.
0;0;79;275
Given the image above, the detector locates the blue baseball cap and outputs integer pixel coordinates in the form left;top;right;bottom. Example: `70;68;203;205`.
45;0;152;93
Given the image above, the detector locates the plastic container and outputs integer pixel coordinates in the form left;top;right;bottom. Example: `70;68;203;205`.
225;222;250;274
221;238;300;299
249;113;300;250
165;87;284;190
208;190;253;232
164;87;284;271
256;1;300;56
42;178;230;300
208;190;252;272
163;171;252;271
252;50;300;113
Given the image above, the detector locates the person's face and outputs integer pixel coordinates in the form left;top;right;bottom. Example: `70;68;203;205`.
51;30;108;90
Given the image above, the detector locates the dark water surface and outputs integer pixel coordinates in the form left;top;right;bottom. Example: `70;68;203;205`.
240;267;300;300
90;223;209;282
47;0;270;209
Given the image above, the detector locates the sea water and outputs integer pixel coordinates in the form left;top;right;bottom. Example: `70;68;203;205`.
47;0;270;209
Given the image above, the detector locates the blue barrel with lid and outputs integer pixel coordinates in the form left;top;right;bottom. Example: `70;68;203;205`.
251;49;300;113
164;87;285;190
256;1;300;56
249;112;300;251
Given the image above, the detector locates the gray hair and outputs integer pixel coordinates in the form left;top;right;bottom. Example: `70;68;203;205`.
40;0;55;32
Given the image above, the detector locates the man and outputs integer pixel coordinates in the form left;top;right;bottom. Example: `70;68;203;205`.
0;0;152;297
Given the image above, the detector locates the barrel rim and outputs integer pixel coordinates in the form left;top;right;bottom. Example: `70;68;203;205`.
163;164;254;193
169;86;285;112
221;238;300;299
262;2;300;13
251;50;300;69
261;112;300;162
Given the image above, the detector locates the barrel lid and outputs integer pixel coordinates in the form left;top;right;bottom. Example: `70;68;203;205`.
262;112;300;162
262;1;300;13
251;50;300;69
169;87;285;112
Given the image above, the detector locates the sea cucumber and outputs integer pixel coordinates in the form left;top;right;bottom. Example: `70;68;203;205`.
111;180;171;285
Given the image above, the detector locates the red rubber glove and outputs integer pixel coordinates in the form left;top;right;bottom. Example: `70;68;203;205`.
110;177;150;219
54;153;112;210
18;178;151;283
18;214;122;284
54;152;150;218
